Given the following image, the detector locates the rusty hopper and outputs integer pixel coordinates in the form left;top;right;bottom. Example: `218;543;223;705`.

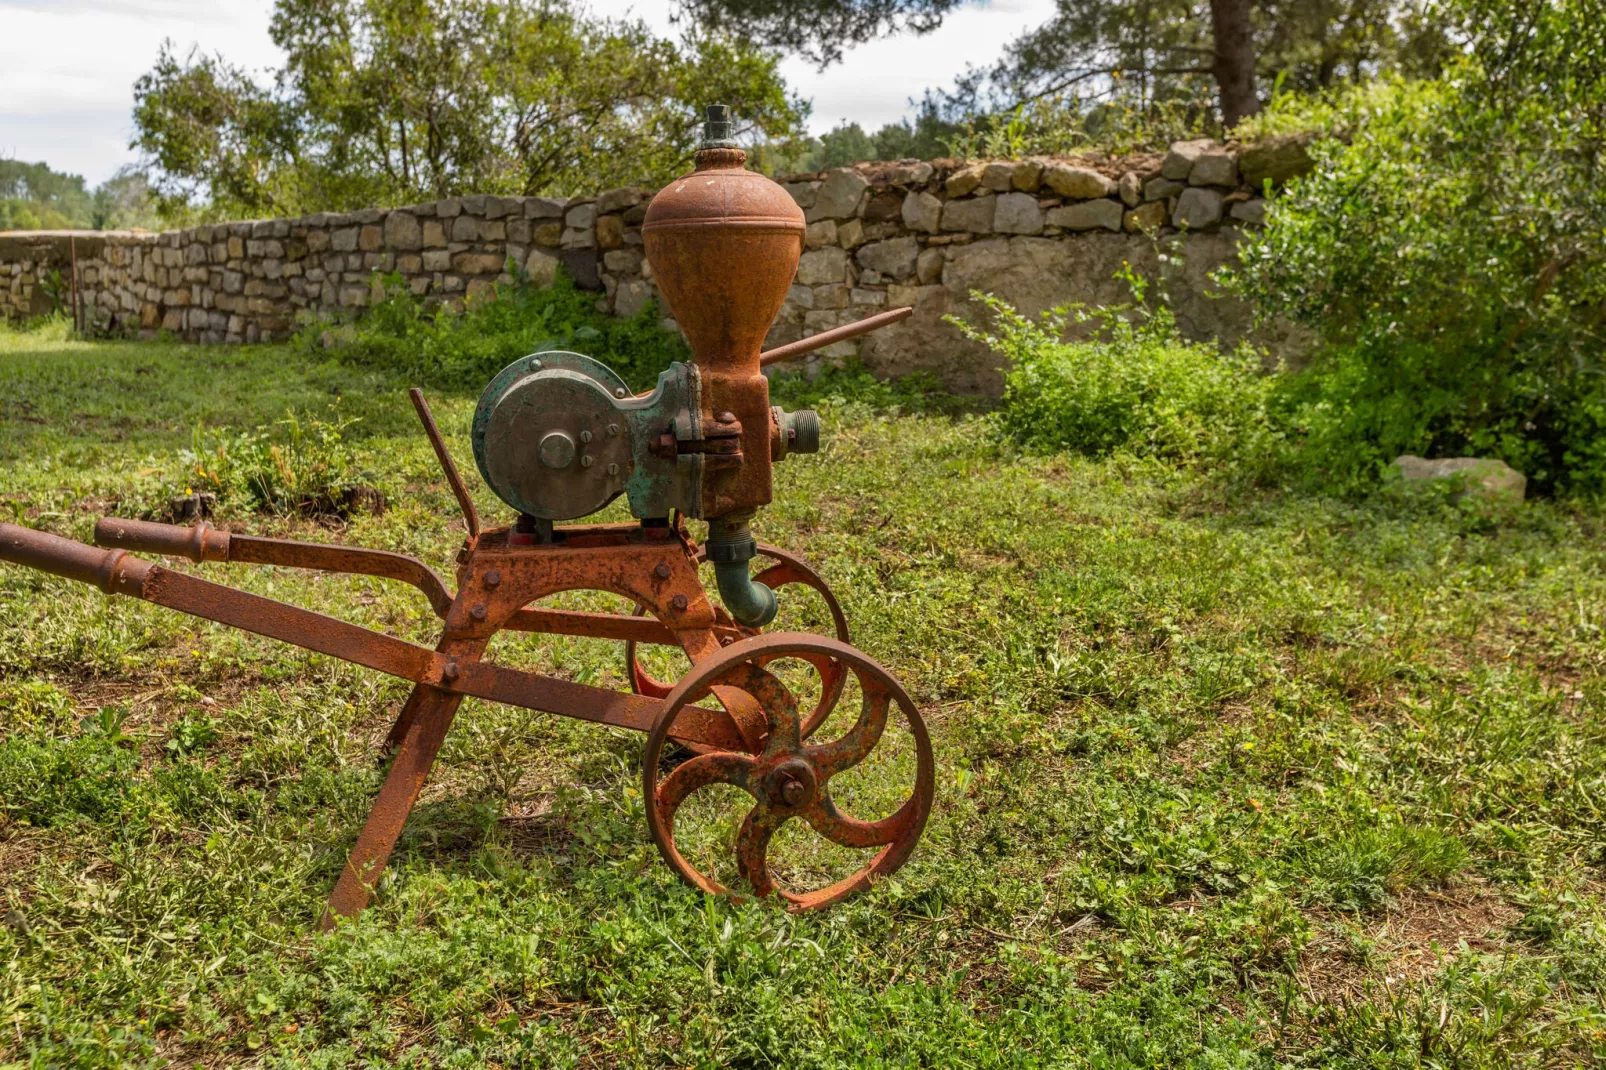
0;104;931;926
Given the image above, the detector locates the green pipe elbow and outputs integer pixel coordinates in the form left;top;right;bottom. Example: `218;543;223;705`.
713;558;778;627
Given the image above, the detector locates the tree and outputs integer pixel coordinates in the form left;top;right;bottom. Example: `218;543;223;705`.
680;0;1452;131
132;0;807;218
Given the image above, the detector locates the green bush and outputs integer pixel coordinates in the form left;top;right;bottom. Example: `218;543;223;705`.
1229;0;1606;496
169;407;377;518
305;267;690;392
951;279;1278;466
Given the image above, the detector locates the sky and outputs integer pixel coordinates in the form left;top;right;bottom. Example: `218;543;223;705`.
0;0;1053;188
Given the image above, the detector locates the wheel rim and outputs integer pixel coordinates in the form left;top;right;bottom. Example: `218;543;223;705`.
625;545;850;738
642;633;934;911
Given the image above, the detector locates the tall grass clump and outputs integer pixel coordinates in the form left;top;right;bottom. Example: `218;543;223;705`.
303;266;691;391
952;272;1279;469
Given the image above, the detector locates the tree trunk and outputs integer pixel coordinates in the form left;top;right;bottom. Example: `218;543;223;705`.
1210;0;1260;128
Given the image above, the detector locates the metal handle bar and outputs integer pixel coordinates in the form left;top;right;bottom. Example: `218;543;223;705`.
758;306;912;368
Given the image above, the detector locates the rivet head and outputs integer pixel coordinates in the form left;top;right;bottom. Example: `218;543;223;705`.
470;603;488;621
671;594;689;612
483;569;501;588
717;411;736;424
614;387;627;398
581;454;593;468
607;423;620;435
442;660;460;682
606;462;619;476
528;358;543;371
654;562;672;579
579;429;593;443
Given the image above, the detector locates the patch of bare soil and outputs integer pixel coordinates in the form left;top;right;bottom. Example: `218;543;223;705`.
1296;881;1521;1002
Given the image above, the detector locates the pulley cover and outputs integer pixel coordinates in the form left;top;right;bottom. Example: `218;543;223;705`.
471;351;706;522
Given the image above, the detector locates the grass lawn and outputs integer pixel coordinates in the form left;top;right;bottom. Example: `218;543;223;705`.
2;322;1605;1067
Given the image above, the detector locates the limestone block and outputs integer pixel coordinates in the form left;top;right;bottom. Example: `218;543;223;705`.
397;254;422;273
597;214;625;249
787;283;815;309
1229;198;1267;225
1012;159;1045;192
480;220;506;241
331;227;359;252
534;222;562;247
856;236;919;279
797;247;849;286
901;190;942;234
945;164;985;197
783;181;819;209
453;251;505;274
1144;177;1185;202
980;162;1016;191
1162;139;1216;180
851;288;887;306
1117;172;1142;207
1392;455;1526;504
886;161;933;186
598;187;647;214
359;225;382;251
306;231;329;253
565;201;596;230
525;249;559;287
384;211;422;250
808;169;870;221
1172;188;1224;230
603;248;643;274
1188;152;1239;188
915;247;944;285
863;190;904;224
1046;199;1123;232
836;218;865;249
614;278;654;318
1043;164;1113;199
941;197;995;234
994;192;1045;235
525;197;566;219
448;216;477;242
806;220;838;249
1124;201;1168;233
467;278;496;302
506;219;531;245
561;226;595;250
812;285;850;310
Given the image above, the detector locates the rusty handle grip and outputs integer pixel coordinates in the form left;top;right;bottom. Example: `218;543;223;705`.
758;306;913;368
0;522;151;596
94;517;231;563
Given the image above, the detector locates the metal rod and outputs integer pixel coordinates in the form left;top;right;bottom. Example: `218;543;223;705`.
408;388;480;538
758;306;913;368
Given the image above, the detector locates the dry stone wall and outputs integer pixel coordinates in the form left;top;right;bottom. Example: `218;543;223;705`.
0;136;1312;394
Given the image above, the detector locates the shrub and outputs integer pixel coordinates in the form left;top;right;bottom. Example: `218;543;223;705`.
950;276;1278;466
306;267;690;392
1228;0;1606;496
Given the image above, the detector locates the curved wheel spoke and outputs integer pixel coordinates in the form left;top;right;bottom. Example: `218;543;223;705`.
656;753;755;826
806;684;891;780
751;649;845;740
711;662;801;754
803;790;912;849
735;806;782;897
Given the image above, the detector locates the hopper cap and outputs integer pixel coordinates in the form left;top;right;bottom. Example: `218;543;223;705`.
699;104;739;150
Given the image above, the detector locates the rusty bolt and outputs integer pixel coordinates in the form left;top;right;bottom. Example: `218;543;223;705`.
780;777;806;807
671;594;689;612
442;660;460;683
483;569;501;588
654;562;672;579
470;603;488;621
607;423;620;435
606;462;619;476
581;455;593;469
580;430;593;443
717;411;736;425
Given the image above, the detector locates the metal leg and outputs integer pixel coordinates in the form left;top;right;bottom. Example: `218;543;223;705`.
381;684;431;756
322;682;465;929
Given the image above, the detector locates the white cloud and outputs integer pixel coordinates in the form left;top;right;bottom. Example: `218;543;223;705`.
0;0;1050;186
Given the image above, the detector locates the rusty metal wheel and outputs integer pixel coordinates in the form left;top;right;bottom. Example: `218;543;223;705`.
642;633;934;910
626;544;849;738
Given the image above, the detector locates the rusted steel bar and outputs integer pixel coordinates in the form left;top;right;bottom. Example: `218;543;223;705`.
503;606;679;644
758;306;913;369
409;388;480;538
1;523;150;595
95;518;455;617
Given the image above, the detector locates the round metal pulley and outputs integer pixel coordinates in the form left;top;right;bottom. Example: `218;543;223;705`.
471;351;634;521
